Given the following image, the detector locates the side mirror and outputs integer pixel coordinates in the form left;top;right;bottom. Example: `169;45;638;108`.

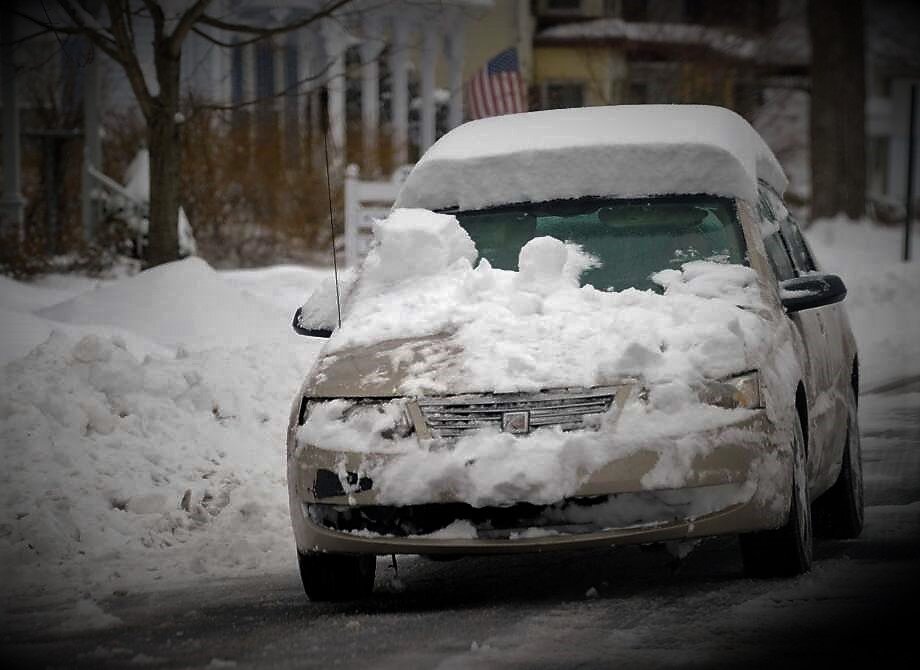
292;274;353;338
780;273;847;314
292;306;332;338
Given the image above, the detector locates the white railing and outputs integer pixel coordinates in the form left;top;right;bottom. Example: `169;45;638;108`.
343;163;413;267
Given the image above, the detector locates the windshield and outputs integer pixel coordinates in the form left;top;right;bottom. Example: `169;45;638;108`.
455;195;746;292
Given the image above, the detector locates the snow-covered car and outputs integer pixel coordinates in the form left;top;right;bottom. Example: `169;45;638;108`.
288;106;862;601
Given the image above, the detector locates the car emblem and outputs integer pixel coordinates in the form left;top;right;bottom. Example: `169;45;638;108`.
502;411;530;434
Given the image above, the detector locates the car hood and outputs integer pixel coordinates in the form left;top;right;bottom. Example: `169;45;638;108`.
305;335;458;397
304;316;769;399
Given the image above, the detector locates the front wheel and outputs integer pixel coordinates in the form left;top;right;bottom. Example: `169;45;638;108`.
814;387;864;538
740;415;813;577
297;551;376;601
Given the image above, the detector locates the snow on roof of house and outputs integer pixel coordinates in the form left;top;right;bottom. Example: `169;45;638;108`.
396;105;787;212
535;18;758;60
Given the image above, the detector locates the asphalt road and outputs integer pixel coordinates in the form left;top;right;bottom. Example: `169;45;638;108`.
4;383;919;669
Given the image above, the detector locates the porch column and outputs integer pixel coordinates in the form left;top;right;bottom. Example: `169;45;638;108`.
360;23;381;174
389;19;409;165
243;40;257;152
82;42;101;241
446;22;465;130
419;29;437;152
0;3;24;238
297;29;320;170
214;0;232;104
323;25;347;175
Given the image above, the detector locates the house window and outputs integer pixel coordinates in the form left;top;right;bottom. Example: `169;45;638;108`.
684;0;705;23
231;42;244;105
628;81;648;104
543;82;585;109
868;136;889;197
546;0;582;12
621;0;647;21
255;41;274;100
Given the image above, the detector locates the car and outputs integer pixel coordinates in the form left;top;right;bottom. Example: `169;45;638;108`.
287;105;862;601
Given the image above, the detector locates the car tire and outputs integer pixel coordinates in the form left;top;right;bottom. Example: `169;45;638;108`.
813;388;864;538
740;414;813;577
297;551;376;601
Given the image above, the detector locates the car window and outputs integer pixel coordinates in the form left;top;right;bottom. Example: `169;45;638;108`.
762;186;789;223
756;184;796;282
455;195;747;293
756;189;775;230
763;232;797;281
780;217;817;273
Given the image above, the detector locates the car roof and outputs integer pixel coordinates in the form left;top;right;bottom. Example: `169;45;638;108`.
395;105;787;212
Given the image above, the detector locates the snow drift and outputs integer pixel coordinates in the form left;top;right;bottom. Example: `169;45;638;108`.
39;258;282;349
0;261;325;599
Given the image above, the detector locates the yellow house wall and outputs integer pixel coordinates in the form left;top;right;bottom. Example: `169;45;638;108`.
534;0;606;18
434;1;533;89
533;46;628;106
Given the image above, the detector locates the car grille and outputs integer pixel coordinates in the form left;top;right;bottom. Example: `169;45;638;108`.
416;387;618;438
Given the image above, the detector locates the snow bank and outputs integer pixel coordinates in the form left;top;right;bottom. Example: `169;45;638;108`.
0;276;167;367
0;262;326;602
322;210;769;395
0;332;313;596
396;105;787;212
0;307;57;367
0;275;77;312
39;258;282;350
805;217;920;389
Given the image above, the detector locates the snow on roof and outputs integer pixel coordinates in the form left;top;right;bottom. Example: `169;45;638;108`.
536;18;758;61
396;105;787;212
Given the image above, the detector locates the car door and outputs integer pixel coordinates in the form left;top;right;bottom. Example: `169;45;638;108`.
756;186;833;486
778;213;850;484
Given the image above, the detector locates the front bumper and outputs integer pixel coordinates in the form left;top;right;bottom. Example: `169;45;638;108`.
287;411;791;555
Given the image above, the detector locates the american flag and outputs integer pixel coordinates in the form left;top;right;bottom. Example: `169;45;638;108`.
466;48;528;120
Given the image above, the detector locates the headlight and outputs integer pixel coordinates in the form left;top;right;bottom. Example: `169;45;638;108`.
301;398;414;439
699;372;763;409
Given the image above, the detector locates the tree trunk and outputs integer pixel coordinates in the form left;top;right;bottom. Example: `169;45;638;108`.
809;0;866;220
146;53;182;267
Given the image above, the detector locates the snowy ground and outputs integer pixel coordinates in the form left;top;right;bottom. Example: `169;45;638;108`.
1;218;919;659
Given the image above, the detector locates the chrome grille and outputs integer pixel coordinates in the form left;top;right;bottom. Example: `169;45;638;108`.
416;387;617;438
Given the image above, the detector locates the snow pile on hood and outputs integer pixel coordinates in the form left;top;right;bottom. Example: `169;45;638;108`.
395;105;787;212
320;209;770;395
39;257;281;350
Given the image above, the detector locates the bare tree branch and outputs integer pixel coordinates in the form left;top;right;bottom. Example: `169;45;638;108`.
140;0;165;36
191;56;338;113
0;27;53;46
167;0;213;57
198;0;354;38
41;1;122;62
99;0;154;119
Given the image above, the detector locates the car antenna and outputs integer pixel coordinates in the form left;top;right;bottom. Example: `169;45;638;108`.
320;86;343;329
